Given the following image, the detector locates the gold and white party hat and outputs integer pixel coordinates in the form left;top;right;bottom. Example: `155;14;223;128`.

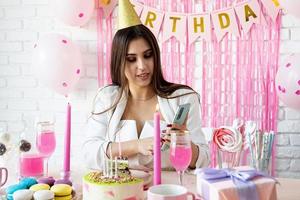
118;0;142;30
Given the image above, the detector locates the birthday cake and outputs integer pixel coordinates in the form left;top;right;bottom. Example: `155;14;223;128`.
82;171;144;200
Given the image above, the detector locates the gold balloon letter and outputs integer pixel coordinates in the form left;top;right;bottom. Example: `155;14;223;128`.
170;16;181;32
218;13;230;29
244;5;257;22
193;17;205;33
145;11;157;28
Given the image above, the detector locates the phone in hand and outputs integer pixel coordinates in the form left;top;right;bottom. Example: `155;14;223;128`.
172;103;191;125
161;103;191;151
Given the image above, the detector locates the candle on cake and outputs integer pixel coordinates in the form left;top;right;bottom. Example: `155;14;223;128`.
153;104;161;185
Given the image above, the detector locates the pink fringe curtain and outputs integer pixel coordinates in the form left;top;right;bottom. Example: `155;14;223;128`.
96;0;281;174
199;0;281;175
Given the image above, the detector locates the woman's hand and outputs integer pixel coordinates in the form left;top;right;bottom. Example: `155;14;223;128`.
137;137;154;156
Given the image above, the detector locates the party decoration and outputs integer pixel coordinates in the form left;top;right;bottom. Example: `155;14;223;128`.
100;0;281;43
275;54;300;110
52;0;95;26
32;34;82;96
279;0;300;19
118;0;142;30
98;0;118;18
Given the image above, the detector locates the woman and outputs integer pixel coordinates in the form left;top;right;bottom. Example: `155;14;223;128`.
83;24;209;171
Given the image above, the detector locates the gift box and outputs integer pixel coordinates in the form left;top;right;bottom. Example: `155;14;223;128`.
195;167;277;200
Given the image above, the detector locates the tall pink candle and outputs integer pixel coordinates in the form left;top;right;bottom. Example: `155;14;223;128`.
153;104;161;185
64;102;71;173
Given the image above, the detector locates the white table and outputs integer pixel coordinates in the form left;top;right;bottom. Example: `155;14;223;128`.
2;171;300;200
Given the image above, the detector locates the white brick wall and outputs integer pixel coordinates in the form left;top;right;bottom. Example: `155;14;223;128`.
0;1;299;179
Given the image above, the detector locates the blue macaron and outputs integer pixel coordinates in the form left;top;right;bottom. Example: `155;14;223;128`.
20;177;38;188
5;182;28;197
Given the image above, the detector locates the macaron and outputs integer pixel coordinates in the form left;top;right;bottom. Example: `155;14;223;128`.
33;190;55;200
30;183;51;191
53;194;72;200
13;189;34;200
38;177;56;186
6;182;27;196
54;178;72;186
50;184;72;199
20;177;38;188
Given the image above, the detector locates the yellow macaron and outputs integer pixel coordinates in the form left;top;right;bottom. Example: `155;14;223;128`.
29;183;50;191
54;194;72;200
50;184;72;197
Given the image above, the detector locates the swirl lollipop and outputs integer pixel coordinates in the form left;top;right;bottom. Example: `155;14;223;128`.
213;127;243;153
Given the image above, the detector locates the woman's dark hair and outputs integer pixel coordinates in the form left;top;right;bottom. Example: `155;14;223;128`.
94;24;195;114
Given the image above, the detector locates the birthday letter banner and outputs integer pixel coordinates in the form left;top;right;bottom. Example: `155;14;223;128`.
99;0;280;43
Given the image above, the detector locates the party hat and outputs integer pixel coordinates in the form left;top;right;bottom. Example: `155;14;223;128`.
118;0;142;30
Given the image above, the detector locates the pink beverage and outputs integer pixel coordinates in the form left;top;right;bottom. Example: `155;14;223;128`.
36;131;56;157
20;153;44;177
170;145;192;171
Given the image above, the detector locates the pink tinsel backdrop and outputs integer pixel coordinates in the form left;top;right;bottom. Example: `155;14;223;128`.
96;0;281;174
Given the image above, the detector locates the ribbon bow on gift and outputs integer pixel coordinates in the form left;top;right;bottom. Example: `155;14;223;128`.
195;168;277;200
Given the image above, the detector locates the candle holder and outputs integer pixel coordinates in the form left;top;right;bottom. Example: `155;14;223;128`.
54;170;72;186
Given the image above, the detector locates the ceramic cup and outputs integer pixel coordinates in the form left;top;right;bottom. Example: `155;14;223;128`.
0;167;8;187
148;184;195;200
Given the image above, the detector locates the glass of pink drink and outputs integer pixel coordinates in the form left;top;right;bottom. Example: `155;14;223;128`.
169;130;192;185
36;121;56;177
20;153;44;177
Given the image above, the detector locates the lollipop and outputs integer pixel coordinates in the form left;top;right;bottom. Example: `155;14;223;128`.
213;127;243;153
19;139;31;152
242;121;256;150
0;143;6;156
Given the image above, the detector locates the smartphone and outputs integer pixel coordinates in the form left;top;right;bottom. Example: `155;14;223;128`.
161;103;191;151
172;103;191;125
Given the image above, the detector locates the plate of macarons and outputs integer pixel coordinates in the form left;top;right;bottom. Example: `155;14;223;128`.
2;177;79;200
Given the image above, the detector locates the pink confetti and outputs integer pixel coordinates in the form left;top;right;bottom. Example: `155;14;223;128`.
286;63;291;68
79;13;84;18
298;80;300;85
76;69;81;74
62;40;67;44
278;85;282;91
295;90;300;95
105;191;114;197
62;82;68;87
282;88;286;93
123;197;137;200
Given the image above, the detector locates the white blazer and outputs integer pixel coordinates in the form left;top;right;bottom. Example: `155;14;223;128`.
82;85;210;170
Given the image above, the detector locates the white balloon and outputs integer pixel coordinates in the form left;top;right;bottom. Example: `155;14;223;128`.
275;54;300;110
32;34;82;96
52;0;95;26
279;0;300;19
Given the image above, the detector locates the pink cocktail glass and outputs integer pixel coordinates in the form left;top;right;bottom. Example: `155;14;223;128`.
36;121;56;177
169;130;192;185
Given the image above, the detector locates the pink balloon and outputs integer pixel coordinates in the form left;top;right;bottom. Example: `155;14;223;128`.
32;34;82;96
52;0;95;26
279;0;300;19
275;54;300;110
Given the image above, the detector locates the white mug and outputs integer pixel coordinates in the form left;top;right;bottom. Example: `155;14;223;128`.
148;184;195;200
0;167;8;187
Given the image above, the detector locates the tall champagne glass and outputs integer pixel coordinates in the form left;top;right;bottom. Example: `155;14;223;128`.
36;121;56;177
169;130;192;185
